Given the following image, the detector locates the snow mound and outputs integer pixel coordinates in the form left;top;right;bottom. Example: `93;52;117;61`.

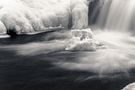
122;83;135;90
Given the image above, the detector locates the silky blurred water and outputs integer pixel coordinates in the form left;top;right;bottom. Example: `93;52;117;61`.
0;30;135;90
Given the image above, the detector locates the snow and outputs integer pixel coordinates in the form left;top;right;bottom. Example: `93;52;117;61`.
0;0;90;34
122;83;135;90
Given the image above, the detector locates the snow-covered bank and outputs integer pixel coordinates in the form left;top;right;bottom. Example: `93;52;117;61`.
0;0;90;34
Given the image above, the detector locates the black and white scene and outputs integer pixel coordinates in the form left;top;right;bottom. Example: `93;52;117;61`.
0;0;135;90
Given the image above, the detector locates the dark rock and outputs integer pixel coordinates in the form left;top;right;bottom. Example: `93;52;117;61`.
7;29;17;37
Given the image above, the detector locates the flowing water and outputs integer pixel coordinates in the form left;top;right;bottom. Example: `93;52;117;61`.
1;0;135;90
96;0;135;31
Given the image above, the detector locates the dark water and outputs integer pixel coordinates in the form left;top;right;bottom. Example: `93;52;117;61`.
0;31;135;90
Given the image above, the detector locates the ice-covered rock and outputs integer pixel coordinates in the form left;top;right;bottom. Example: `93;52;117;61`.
71;28;94;39
0;0;70;34
65;28;103;51
0;0;91;34
122;83;135;90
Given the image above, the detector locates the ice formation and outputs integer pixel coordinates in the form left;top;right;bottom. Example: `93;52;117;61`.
0;0;90;34
122;83;135;90
65;28;103;51
71;0;89;29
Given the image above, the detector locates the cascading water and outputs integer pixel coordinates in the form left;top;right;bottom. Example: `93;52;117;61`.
96;0;135;31
93;0;135;46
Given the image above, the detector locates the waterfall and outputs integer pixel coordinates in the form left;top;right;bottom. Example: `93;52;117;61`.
95;0;135;32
